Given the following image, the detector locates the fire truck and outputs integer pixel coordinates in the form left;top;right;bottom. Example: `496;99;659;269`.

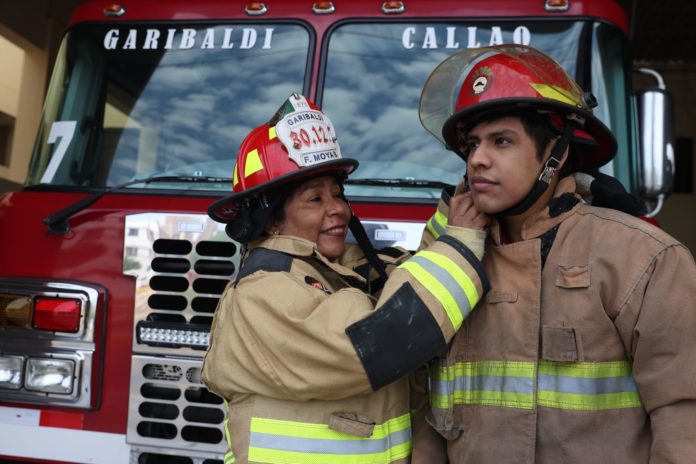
0;0;673;462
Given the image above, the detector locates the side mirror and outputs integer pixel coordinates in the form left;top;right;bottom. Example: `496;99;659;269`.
634;68;675;216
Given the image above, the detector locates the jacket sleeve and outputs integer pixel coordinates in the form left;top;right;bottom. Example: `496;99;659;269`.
420;187;486;260
203;231;488;402
618;244;696;462
346;226;489;390
420;187;453;249
202;272;381;402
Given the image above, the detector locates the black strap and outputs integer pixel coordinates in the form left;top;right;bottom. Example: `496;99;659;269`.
348;215;389;286
494;120;575;218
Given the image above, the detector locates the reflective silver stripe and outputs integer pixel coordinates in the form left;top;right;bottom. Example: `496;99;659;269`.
432;373;535;396
409;255;472;318
538;373;638;394
249;427;412;454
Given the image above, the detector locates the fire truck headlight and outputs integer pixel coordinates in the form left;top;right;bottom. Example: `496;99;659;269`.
0;355;23;390
25;358;75;394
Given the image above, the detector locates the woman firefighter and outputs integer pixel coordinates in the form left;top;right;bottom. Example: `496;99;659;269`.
202;93;490;464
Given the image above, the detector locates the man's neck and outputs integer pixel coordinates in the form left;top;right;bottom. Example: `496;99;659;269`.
500;179;559;243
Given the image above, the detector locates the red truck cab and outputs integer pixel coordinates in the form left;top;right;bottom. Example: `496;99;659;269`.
0;1;670;462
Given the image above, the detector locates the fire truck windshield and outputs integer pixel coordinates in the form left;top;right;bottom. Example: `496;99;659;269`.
26;23;310;191
322;20;632;199
25;19;632;200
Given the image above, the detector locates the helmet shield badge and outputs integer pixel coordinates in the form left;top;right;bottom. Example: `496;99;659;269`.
208;93;358;225
274;95;343;168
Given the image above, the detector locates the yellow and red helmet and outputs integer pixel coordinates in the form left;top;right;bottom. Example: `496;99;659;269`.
209;93;358;223
419;45;617;169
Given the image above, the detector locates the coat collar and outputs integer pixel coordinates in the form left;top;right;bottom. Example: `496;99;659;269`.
247;235;366;282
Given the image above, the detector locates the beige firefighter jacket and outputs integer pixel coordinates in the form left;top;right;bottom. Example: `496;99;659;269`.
202;221;488;464
416;176;696;464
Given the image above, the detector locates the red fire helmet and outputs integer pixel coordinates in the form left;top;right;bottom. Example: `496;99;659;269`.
209;93;358;223
419;45;617;170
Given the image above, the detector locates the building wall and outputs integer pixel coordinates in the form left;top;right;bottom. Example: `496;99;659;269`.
0;17;50;190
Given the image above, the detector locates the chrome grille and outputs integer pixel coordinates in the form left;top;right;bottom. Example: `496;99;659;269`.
124;213;236;458
127;355;226;458
124;213;239;356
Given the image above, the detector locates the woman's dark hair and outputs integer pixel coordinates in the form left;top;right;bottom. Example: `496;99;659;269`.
224;172;347;243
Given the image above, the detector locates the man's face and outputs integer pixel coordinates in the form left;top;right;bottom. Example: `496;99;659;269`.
464;116;546;214
276;175;350;259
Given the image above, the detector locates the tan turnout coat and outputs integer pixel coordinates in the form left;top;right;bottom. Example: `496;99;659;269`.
203;222;488;464
417;177;696;464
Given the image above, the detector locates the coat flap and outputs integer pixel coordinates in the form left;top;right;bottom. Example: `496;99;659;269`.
555;264;591;288
328;411;376;438
541;325;581;362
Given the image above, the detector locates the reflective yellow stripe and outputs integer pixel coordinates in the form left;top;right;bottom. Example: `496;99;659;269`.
538;360;632;378
248;414;411;464
244;148;264;178
269;126;277;140
222;400;236;462
419;250;479;309
233;162;239;186
537;360;643;410
426;209;447;239
223;418;231;446
400;250;479;330
430;361;535;410
431;360;643;412
530;83;580;106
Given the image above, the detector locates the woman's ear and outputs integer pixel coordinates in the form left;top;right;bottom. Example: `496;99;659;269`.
265;220;278;236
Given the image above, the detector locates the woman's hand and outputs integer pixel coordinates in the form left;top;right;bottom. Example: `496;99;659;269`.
447;180;490;230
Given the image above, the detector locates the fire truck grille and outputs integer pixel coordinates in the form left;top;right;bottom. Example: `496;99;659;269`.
128;355;226;459
133;453;222;464
124;213;235;460
125;213;239;356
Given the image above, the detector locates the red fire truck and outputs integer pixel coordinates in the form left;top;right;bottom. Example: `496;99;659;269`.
0;0;673;462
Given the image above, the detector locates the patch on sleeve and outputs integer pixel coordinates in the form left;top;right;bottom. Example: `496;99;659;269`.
346;283;446;390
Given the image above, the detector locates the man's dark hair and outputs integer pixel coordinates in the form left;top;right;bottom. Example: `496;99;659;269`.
460;108;581;176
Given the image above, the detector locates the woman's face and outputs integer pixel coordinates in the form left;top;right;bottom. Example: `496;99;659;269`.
275;175;351;259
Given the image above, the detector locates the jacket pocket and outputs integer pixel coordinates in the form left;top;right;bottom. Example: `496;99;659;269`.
328;411;376;438
541;325;583;362
555;264;591;288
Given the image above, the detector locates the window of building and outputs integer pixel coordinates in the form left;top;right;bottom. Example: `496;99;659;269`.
0;111;14;166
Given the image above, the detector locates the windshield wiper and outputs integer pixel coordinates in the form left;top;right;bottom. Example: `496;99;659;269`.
43;175;232;234
344;177;453;189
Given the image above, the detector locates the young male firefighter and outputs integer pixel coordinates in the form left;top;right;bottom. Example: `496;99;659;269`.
202;93;490;464
414;45;696;463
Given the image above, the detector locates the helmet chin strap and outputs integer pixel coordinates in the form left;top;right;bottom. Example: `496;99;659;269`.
493;120;576;218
